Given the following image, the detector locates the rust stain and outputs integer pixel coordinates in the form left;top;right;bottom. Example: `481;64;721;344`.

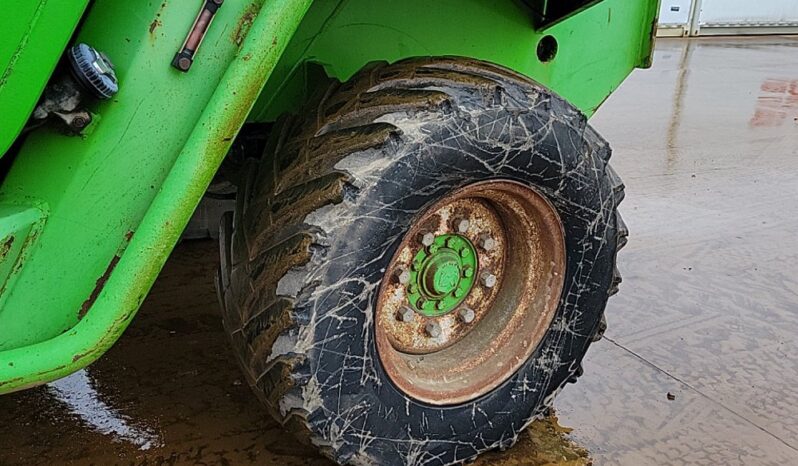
149;19;162;34
149;1;168;37
0;235;15;261
750;79;798;127
78;255;121;320
231;2;263;46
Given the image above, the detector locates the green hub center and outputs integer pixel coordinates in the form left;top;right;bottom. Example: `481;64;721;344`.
407;233;477;317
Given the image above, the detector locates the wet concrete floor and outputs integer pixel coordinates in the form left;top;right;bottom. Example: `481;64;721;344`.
2;36;798;465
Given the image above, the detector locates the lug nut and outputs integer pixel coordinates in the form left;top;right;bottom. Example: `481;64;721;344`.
397;306;415;323
453;218;470;233
420;232;435;247
480;271;497;288
425;321;442;338
394;267;410;285
478;234;497;251
458;307;476;323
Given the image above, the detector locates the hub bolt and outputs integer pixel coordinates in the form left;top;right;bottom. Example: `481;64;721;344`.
397;306;415;323
453;218;470;233
394;267;410;285
458;307;476;323
420;232;435;247
425;321;442;338
478;234;497;251
480;271;497;288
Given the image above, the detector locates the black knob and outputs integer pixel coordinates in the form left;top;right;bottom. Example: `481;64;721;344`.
68;43;118;100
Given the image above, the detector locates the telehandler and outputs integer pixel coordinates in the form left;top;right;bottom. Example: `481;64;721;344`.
0;1;657;463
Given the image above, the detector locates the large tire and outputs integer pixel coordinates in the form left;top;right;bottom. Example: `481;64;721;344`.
217;57;626;465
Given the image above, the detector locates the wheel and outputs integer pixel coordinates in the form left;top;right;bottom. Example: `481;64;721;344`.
217;57;626;465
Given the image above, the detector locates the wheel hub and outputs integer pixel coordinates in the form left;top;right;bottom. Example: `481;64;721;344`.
409;234;477;317
375;180;566;405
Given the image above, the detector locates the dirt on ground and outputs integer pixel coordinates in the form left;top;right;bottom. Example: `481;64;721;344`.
0;239;590;466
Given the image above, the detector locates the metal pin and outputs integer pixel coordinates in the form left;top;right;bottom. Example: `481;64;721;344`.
420;232;435;247
172;0;224;72
458;307;476;323
478;234;497;251
480;271;497;288
397;307;415;323
454;218;470;233
425;321;442;337
394;267;411;285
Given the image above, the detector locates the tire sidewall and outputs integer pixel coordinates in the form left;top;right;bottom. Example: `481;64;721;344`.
297;101;616;464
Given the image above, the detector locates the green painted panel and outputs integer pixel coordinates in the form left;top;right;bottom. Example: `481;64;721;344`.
251;0;658;122
0;206;46;311
0;0;313;393
0;0;90;155
0;0;261;350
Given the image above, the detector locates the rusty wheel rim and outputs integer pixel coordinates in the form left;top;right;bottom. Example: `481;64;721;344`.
375;180;566;405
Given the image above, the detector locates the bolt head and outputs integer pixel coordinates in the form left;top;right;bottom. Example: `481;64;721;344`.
394;267;411;285
478;234;497;251
177;56;192;71
454;218;470;233
458;307;476;323
71;116;89;129
420;232;435;247
480;271;497;288
425;321;442;338
397;307;415;323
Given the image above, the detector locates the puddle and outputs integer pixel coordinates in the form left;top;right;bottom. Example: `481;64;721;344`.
474;412;591;466
47;369;162;451
0;240;590;465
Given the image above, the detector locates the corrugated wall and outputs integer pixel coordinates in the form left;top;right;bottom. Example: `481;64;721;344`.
658;0;798;36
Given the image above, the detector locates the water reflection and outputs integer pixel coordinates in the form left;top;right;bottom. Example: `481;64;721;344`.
47;369;162;451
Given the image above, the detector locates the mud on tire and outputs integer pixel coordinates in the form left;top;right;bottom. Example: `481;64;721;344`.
217;57;626;465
